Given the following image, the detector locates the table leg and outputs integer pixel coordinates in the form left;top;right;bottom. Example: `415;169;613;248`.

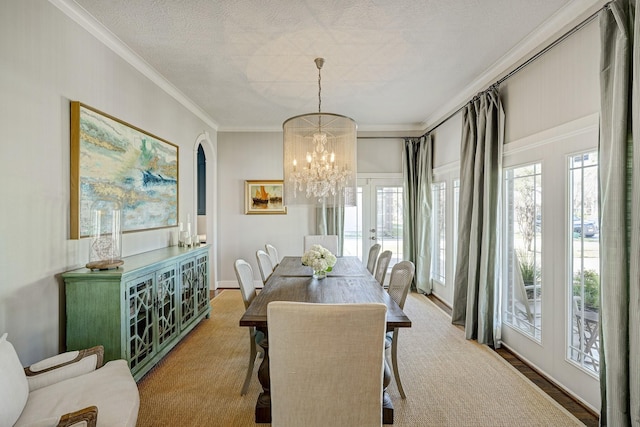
255;326;271;423
383;353;394;424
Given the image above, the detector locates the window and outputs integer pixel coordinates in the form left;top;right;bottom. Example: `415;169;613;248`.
503;163;542;341
431;182;446;284
568;151;600;374
377;185;404;267
345;177;403;271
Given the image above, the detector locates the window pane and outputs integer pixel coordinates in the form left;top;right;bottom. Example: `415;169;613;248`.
568;151;600;374
376;186;403;268
504;163;542;341
431;182;446;283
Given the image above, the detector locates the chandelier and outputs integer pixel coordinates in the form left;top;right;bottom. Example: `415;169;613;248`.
283;58;357;206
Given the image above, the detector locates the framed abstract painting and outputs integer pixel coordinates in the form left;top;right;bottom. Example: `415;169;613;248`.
245;180;286;214
70;101;179;239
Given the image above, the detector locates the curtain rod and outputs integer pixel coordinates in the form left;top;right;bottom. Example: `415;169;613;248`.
358;136;407;139
422;1;610;137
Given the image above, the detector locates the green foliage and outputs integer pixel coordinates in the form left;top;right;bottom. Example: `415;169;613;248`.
573;269;600;310
517;250;539;284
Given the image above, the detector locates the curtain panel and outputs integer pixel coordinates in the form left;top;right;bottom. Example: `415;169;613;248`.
402;135;432;294
316;201;345;256
598;1;640;424
451;88;504;347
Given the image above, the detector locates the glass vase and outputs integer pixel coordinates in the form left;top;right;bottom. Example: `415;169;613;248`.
313;270;327;280
86;199;124;270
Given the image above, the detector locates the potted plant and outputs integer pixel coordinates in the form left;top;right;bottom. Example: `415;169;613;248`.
573;269;600;311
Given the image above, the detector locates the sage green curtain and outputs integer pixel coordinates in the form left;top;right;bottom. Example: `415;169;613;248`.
402;135;432;294
316;197;345;256
451;88;504;347
598;1;640;424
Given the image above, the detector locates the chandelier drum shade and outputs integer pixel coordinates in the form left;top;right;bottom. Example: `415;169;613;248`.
283;58;357;207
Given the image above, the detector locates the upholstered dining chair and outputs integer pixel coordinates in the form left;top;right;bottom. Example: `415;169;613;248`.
303;235;338;254
366;243;381;274
374;250;392;286
384;260;415;399
265;243;280;268
234;259;264;395
268;301;387;427
256;249;274;285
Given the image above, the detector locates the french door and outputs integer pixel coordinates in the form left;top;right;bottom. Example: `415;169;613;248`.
344;175;403;278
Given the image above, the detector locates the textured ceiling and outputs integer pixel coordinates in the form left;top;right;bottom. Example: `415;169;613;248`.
70;0;575;131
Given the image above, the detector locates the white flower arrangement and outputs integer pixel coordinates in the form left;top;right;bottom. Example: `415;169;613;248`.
301;244;337;274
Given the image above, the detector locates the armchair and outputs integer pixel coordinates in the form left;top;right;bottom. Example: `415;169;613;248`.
1;333;139;427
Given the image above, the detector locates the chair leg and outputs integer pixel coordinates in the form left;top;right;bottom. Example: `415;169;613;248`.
241;330;257;395
391;329;406;399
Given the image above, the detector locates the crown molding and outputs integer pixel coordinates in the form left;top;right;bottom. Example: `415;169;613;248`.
421;0;608;132
49;0;219;131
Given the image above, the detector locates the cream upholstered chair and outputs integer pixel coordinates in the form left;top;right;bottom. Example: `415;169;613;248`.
385;260;415;399
268;301;386;427
256;249;274;285
303;235;338;254
0;333;139;427
366;243;381;274
374;250;392;286
265;243;280;268
234;259;264;395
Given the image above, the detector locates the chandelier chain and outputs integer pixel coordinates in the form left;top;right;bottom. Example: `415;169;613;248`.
318;62;322;114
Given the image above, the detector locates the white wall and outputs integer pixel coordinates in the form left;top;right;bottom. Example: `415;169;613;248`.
216;132;313;287
0;0;216;364
502;20;600;143
217;132;403;286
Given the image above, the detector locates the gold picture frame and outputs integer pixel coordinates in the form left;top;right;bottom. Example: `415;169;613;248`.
245;180;287;214
70;101;179;239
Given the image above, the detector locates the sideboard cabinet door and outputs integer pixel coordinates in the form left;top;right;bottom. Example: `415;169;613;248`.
126;273;155;374
63;245;211;381
155;264;179;351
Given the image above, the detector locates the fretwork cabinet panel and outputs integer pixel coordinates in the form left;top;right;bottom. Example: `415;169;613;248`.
64;245;211;381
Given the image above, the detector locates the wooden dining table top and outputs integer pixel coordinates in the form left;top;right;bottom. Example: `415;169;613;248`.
239;256;412;329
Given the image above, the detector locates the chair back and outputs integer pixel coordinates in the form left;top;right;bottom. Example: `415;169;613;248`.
234;259;257;309
256;250;274;284
303;235;338;254
366;243;381;274
265;243;279;267
268;301;386;427
387;261;415;309
513;251;534;323
374;250;392;286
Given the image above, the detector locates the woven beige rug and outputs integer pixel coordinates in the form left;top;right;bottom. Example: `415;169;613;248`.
137;290;583;426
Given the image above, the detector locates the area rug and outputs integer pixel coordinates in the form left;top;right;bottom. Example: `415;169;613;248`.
137;290;583;426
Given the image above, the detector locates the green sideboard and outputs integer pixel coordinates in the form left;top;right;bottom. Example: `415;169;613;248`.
62;245;211;381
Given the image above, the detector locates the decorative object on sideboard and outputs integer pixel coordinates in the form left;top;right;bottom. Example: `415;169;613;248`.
178;214;200;247
86;199;124;270
283;58;357;207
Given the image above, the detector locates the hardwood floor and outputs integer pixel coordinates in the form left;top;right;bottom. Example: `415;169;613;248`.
426;294;599;426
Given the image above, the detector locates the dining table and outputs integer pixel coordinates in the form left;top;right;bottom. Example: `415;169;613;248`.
239;255;412;424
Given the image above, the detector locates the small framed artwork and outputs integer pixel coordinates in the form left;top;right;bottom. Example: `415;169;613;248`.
245;180;287;214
